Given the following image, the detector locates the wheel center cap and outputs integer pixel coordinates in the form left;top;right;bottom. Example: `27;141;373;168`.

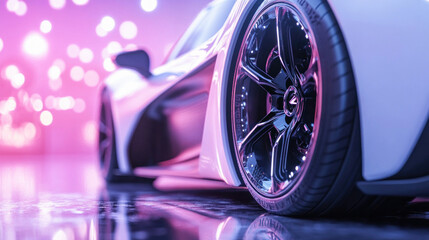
284;86;300;117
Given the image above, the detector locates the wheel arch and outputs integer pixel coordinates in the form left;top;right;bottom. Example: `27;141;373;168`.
200;0;265;185
327;0;429;181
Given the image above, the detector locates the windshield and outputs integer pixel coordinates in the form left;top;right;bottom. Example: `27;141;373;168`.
167;0;236;61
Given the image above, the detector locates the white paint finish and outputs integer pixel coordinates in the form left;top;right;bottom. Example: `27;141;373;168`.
199;0;251;186
102;0;248;184
106;27;218;175
328;0;429;180
105;69;148;173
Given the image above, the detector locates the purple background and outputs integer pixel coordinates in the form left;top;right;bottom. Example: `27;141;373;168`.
0;0;211;155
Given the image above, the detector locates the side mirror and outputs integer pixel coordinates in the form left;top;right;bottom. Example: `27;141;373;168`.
114;50;152;78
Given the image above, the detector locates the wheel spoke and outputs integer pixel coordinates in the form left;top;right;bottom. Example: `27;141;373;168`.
292;121;313;152
239;111;283;155
100;139;110;153
276;7;297;84
99;138;111;164
272;68;288;92
300;58;318;92
240;60;282;94
99;120;108;135
270;120;296;192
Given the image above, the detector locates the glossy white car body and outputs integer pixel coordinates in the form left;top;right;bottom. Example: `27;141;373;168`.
104;0;429;192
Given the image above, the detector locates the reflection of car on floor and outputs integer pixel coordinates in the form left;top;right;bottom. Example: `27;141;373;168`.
98;185;252;240
98;0;429;216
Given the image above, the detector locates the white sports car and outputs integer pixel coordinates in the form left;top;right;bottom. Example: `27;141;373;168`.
98;0;429;216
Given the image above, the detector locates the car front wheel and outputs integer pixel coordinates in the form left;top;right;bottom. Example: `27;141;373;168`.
227;0;408;216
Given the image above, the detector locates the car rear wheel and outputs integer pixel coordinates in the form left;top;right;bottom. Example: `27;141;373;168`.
227;0;408;216
99;88;122;183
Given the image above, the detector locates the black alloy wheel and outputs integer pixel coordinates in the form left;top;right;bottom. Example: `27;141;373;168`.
232;3;319;198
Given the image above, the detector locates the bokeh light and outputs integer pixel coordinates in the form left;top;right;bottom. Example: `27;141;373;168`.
125;43;138;51
40;110;53;126
100;16;115;32
119;21;138;40
22;32;48;58
15;1;27;16
106;41;122;55
59;96;75;110
31;98;43;112
0;0;212;154
103;58;116;72
70;66;85;81
83;70;99;87
48;65;62;80
40;20;53;34
5;65;19;80
10;73;25;89
7;0;27;16
4;65;25;89
24;122;37;139
49;78;62;91
49;0;66;9
79;48;94;63
53;59;66;71
96;16;115;37
5;97;17;112
140;0;158;12
72;0;90;6
6;0;19;12
67;44;80;58
95;25;108;37
73;98;86;113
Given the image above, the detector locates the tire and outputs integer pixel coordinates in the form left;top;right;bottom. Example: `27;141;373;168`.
99;87;125;183
226;0;408;216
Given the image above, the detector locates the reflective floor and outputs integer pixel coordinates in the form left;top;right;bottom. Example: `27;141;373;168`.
1;155;429;240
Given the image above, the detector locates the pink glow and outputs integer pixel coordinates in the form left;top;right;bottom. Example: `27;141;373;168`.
83;121;97;146
73;99;86;113
0;0;212;154
49;78;62;91
53;59;66;71
0;155;103;200
153;176;241;191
